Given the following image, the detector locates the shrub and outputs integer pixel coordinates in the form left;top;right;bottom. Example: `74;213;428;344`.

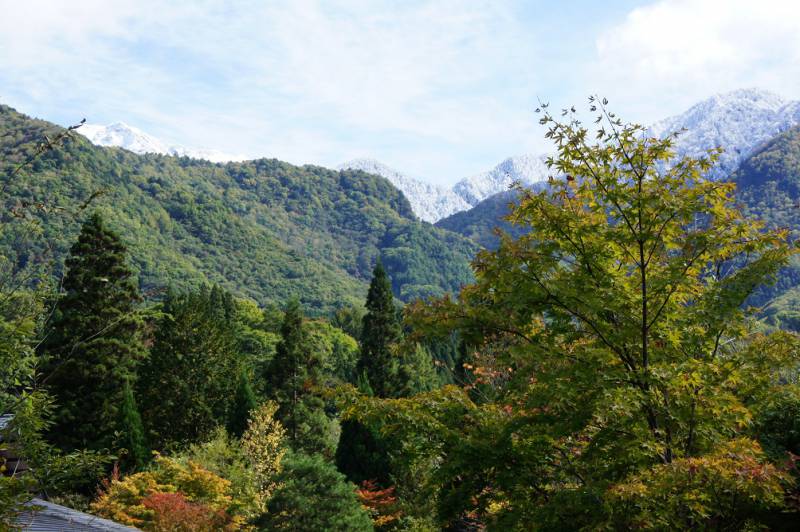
91;454;242;530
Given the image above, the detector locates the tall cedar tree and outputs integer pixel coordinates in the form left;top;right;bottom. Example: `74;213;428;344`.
40;213;146;451
119;380;148;470
227;367;258;438
357;261;401;398
265;299;334;457
338;262;403;485
137;286;242;450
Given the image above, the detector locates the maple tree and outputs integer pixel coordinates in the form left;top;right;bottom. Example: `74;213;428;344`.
342;99;800;529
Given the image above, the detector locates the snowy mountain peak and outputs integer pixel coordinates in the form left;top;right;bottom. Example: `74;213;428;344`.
650;88;800;179
452;153;551;207
711;87;785;110
338;158;469;223
78;122;246;163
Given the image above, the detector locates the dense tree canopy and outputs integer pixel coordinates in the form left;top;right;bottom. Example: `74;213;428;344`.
137;285;243;450
7;95;800;530
265;299;337;457
343;101;800;529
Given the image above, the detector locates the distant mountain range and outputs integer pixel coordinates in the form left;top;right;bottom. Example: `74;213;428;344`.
2;106;476;313
8;88;800;321
344;89;800;222
78;88;800;224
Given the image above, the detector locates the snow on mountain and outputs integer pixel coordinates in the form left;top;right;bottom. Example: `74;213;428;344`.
78;122;246;163
649;88;800;179
338;158;470;223
78;88;800;223
452;153;551;207
450;88;800;208
79;122;170;154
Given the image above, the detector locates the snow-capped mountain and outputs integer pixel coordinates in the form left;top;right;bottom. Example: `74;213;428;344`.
450;88;800;209
649;88;800;179
79;122;246;163
78;88;800;224
452;153;551;207
338;158;470;223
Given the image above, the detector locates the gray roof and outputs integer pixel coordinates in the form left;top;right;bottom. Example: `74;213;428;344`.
15;498;139;531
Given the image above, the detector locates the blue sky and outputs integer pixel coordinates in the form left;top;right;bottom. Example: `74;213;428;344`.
1;0;799;185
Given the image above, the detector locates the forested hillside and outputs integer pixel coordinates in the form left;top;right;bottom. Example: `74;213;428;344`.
435;190;519;248
0;105;476;312
733;125;800;326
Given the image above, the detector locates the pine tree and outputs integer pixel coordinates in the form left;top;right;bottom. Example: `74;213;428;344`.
357;261;401;398
40;212;146;451
265;299;335;457
137;286;242;450
227;368;258;438
120;380;148;470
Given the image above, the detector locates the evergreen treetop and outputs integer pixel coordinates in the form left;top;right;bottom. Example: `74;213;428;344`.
266;299;335;456
358;261;401;398
40;212;146;451
137;285;243;450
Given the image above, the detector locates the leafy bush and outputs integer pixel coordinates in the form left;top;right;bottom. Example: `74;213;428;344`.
142;492;231;532
91;454;243;530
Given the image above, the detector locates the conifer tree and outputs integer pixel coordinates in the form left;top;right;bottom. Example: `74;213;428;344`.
40;212;146;451
265;299;336;457
338;262;406;485
357;261;401;398
227;368;258;438
395;343;439;397
137;286;242;450
119;380;148;470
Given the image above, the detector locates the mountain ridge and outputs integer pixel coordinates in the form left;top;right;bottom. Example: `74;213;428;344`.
337;158;469;223
1;104;477;313
76;88;800;224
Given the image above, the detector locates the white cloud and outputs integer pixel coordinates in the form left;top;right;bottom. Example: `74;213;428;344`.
0;0;543;184
590;0;800;122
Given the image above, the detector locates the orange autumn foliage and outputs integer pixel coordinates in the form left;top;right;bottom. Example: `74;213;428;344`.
356;480;401;528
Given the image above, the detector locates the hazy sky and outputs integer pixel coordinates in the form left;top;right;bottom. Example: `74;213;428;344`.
1;0;799;185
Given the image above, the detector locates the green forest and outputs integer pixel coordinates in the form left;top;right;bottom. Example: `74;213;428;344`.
0;105;476;314
3;98;800;531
